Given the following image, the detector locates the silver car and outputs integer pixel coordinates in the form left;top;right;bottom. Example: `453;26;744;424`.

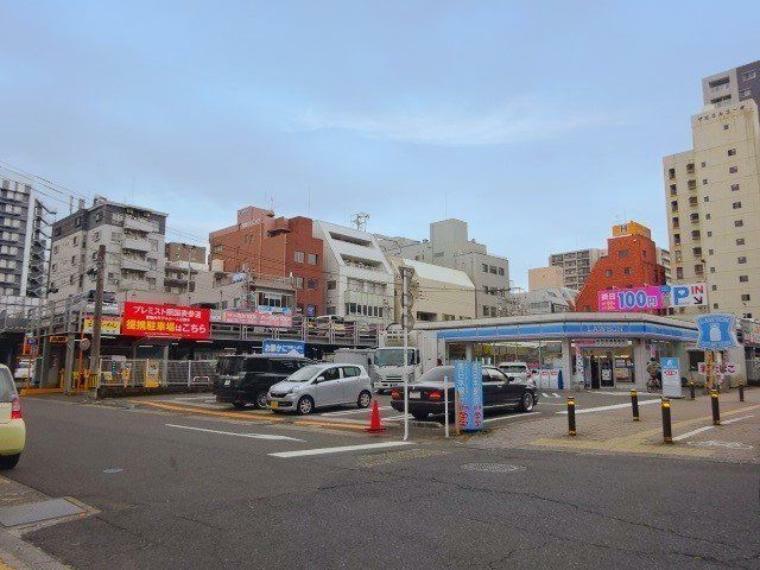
267;363;373;415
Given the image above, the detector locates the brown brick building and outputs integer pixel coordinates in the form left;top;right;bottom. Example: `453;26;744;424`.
575;222;667;312
209;206;324;316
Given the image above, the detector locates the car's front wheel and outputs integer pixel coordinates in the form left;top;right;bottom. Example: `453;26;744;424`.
520;392;535;412
357;390;372;409
255;392;269;409
296;396;314;415
0;454;20;470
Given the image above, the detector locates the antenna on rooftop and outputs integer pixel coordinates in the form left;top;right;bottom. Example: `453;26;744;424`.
352;212;370;232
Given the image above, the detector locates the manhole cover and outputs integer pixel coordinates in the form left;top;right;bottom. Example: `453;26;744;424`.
462;463;526;473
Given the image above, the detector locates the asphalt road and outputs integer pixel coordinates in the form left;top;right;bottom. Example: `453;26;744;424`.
5;397;759;569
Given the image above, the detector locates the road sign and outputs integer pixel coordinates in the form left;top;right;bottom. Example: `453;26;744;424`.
262;339;305;357
696;314;738;350
660;357;682;398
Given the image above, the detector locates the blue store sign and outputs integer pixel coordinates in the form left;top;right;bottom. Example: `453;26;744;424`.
454;361;483;432
696;314;738;350
262;339;306;357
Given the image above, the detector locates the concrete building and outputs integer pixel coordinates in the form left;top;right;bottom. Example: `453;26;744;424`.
664;61;760;319
528;266;564;291
702;60;760;109
49;198;167;302
548;248;605;291
209;206;324;317
163;242;213;298
512;287;578;315
575;221;666;312
657;248;672;283
389;258;476;323
377;218;510;318
0;169;54;309
315;220;395;324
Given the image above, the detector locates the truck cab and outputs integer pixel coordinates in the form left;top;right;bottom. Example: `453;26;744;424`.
372;346;421;392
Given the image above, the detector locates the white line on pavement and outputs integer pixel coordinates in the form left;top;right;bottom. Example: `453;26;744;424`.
669;415;754;442
557;399;661;415
541;392;549;398
269;441;414;459
383;414;413;421
672;426;714;442
483;412;540;424
166;424;305;442
552;393;561;398
722;414;755;425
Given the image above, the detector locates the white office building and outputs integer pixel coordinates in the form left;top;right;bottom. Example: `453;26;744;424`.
313;220;395;324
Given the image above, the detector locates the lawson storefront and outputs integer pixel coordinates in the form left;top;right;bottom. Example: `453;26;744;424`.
415;313;699;391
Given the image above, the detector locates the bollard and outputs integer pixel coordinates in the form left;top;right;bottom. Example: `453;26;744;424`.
689;381;695;400
630;389;640;421
567;397;576;436
661;398;673;444
710;390;720;426
739;384;745;402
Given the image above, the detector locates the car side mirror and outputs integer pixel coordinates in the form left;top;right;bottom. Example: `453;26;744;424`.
507;376;515;383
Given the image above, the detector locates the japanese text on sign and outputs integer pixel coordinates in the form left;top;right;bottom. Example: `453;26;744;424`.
121;302;210;339
454;361;483;432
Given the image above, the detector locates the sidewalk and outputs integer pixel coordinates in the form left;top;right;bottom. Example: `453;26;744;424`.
475;387;760;463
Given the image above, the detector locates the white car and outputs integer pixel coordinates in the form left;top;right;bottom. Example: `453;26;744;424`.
1;364;26;470
267;363;373;415
497;362;534;385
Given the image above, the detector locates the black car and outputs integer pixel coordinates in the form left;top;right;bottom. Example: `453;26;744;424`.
214;354;313;409
390;365;539;421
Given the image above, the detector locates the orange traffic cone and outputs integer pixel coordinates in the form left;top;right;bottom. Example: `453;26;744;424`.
365;399;385;433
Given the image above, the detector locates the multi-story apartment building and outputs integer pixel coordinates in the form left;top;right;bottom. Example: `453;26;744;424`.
0;170;54;306
49;198;166;301
377;218;510;318
164;242;211;296
528;266;564;291
575;222;666;312
315;221;395;324
657;248;672;283
209;206;324;317
548;248;605;291
664;60;760;318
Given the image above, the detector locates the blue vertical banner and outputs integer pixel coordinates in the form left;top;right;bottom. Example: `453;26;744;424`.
454;360;483;432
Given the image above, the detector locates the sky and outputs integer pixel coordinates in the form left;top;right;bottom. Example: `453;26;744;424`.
2;1;760;288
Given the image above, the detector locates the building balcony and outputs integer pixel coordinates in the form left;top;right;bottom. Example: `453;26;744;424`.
122;237;151;252
120;277;148;291
124;216;159;234
121;257;149;272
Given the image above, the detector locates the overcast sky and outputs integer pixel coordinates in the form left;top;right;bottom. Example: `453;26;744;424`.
2;1;759;288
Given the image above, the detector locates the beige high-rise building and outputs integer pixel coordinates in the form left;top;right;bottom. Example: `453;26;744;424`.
548;248;605;290
528;266;564;291
663;60;760;318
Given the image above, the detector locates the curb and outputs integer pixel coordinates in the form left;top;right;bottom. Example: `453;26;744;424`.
0;528;69;570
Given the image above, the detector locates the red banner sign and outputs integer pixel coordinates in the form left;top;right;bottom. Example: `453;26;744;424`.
122;302;210;339
222;310;292;328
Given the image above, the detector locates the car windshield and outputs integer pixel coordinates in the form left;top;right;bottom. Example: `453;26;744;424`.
374;348;415;367
285;365;323;383
0;368;16;402
217;356;243;375
415;366;455;384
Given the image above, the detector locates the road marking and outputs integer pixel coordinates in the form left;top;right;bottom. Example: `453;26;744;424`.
672;426;714;442
671;415;753;441
269;441;414;458
722;414;754;425
384;414;413;421
166;424;305;442
483;412;540;424
552;393;561;398
318;406;391;416
541;392;550;398
593;391;659;397
557;399;661;415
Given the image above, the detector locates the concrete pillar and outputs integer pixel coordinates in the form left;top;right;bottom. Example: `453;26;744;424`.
465;343;474;361
632;339;649;391
161;345;170;387
559;339;573;391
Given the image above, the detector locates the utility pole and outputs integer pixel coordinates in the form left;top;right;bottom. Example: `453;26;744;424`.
399;265;415;442
89;244;106;379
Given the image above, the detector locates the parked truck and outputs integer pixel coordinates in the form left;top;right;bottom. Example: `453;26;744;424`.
372;330;425;392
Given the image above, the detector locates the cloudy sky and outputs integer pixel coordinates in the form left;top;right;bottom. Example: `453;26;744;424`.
1;1;759;287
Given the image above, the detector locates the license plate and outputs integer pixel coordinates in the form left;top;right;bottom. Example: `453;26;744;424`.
409;392;421;399
270;401;279;409
224;380;231;387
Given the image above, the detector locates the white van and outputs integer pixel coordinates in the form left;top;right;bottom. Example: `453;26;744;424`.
497;362;533;385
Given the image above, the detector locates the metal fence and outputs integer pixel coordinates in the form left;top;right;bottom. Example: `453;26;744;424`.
98;358;217;389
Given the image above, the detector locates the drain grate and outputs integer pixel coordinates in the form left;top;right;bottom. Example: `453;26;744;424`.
462;463;526;473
